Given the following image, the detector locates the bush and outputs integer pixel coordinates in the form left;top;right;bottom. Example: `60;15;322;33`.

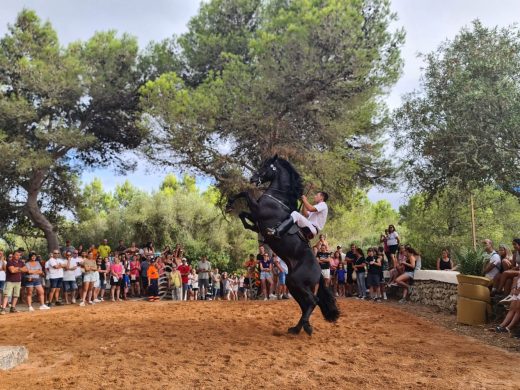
455;248;485;276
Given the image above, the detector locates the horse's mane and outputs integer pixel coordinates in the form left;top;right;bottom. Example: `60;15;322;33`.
276;158;304;201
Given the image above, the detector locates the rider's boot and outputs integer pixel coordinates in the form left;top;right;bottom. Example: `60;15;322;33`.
266;216;294;239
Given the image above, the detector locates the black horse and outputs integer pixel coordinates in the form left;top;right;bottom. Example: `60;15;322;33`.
226;155;340;335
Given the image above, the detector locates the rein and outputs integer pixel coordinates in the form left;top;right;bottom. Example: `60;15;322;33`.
263;193;292;212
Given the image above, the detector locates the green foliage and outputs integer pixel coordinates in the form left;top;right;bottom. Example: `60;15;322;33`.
325;191;401;249
65;176;257;271
0;10;149;251
399;186;520;269
455;248;485;276
140;0;405;201
394;20;520;200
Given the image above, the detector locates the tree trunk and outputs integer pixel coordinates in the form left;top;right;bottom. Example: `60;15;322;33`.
23;169;60;253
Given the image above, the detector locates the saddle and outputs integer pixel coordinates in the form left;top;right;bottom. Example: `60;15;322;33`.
287;223;314;243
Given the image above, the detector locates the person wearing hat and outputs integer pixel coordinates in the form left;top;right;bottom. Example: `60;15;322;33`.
177;258;191;301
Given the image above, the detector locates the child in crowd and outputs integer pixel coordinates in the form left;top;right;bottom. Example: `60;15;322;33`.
222;272;231;300
189;269;199;300
377;247;388;300
211;268;221;300
122;270;131;300
336;263;346;297
230;273;239;300
147;258;160;302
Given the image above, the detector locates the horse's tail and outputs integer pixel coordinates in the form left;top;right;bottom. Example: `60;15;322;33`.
317;275;340;322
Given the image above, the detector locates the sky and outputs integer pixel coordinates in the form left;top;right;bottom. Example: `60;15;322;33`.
2;0;520;208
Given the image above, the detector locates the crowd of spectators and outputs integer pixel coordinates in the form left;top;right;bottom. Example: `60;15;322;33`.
0;229;519;339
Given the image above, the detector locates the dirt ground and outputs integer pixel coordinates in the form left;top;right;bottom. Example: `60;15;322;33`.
1;299;519;389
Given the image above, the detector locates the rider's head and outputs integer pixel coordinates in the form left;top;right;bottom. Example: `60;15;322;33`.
314;191;329;203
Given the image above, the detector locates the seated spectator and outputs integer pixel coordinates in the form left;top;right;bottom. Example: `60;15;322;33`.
388;244;406;286
482;239;502;293
495;277;520;334
395;245;421;303
436;248;453;271
498;239;520;301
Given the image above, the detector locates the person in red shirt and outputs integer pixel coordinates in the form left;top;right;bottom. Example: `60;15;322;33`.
177;258;191;301
1;251;27;314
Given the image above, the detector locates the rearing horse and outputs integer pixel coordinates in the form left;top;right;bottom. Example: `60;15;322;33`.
226;155;339;335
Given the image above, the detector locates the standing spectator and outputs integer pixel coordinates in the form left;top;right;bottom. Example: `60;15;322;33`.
243;254;257;299
197;256;211;300
436;248;453;271
142;241;155;257
129;255;141;297
386;225;400;267
366;248;382;301
125;242;139;256
122;270;130;300
273;255;289;299
178;258;191;301
395;246;421;303
353;247;367;299
344;244;356;297
98;239;111;260
115;240;126;254
230;273;239;300
377;247;388;300
110;256;124;302
140;255;150;293
482;239;502;293
80;252;98;306
92;257;105;302
211;268;222;300
98;257;110;301
336;263;346;297
0;251;27;314
62;251;79;304
330;250;340;296
24;253;49;311
61;240;75;256
380;230;392;265
238;274;246;301
169;264;182;301
88;244;98;259
73;250;84;301
147;258;160;301
313;234;329;256
189;269;199;300
221;272;231;300
0;251;6;304
316;244;331;287
259;253;276;300
46;249;65;306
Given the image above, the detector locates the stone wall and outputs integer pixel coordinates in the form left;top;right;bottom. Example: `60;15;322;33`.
409;280;458;313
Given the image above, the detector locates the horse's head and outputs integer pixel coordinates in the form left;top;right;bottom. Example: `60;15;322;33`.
250;155;279;186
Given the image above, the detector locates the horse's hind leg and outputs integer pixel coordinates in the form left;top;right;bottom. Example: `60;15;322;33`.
286;274;318;336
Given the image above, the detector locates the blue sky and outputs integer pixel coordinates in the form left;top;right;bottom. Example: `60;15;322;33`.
2;0;520;207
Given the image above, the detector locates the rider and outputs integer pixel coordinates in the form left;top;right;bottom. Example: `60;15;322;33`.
266;191;329;239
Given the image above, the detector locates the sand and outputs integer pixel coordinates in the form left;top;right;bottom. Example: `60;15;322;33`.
0;299;519;389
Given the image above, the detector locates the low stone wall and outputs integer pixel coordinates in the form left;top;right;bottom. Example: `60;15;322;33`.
409;280;458;313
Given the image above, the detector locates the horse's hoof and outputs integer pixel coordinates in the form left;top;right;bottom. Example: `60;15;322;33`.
303;324;313;336
288;326;301;335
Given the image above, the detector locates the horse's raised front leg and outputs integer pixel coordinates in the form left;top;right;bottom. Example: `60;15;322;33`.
239;212;259;233
225;191;249;212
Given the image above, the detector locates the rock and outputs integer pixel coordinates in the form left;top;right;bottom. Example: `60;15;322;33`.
0;346;28;370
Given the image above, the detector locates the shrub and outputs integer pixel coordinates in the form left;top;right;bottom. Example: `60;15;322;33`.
455;247;485;276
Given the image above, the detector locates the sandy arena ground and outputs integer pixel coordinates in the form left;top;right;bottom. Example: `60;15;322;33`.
1;299;519;389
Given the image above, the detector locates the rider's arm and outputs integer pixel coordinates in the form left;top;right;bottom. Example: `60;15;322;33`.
301;196;317;212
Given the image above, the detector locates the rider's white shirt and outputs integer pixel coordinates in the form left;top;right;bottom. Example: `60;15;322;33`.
308;201;328;231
